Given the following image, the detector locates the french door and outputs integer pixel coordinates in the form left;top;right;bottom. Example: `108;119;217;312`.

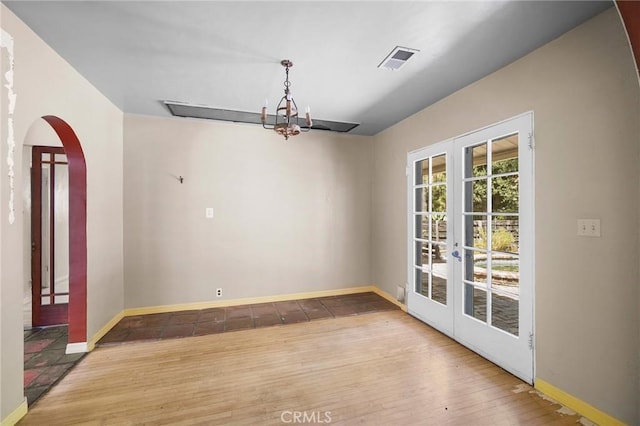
31;146;69;327
407;113;534;383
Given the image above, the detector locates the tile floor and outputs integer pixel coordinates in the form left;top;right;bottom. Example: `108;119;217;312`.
99;292;399;346
24;326;86;405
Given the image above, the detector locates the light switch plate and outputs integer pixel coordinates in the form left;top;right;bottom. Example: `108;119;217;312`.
577;219;600;237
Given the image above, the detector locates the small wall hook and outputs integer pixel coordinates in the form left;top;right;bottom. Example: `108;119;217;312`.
178;175;184;184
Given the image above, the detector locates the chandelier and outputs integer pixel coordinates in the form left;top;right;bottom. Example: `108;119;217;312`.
261;59;312;140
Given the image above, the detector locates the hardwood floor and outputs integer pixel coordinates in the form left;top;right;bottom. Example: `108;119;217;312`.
20;311;584;425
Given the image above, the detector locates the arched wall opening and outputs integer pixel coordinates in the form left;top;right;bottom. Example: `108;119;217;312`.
24;116;87;345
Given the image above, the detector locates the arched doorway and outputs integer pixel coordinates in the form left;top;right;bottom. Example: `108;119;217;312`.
30;116;87;345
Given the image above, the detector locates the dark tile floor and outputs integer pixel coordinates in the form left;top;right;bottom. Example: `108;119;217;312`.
99;292;399;346
24;326;86;405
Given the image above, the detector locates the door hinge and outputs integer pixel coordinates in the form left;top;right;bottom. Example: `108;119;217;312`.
528;332;534;350
527;132;534;150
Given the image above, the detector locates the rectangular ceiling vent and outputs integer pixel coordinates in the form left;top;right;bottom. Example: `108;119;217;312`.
378;46;419;71
163;101;359;133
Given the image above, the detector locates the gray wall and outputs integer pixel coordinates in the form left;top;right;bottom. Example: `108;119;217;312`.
371;8;640;424
123;114;372;308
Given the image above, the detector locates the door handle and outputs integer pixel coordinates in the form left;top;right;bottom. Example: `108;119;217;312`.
452;250;462;262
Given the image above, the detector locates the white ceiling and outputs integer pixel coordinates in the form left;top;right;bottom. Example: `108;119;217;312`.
3;1;612;136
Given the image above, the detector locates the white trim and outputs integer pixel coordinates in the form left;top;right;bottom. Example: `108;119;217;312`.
66;342;88;354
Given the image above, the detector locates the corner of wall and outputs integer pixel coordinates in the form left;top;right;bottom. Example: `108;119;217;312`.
0;398;27;426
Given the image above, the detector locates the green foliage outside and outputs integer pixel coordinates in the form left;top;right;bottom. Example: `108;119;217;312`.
426;157;519;252
471;158;519;215
428;157;519;253
475;226;517;253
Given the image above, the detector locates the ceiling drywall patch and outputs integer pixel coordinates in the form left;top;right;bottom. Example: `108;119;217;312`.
1;28;16;224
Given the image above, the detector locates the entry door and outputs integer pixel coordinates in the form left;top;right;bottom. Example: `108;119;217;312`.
407;113;534;383
32;146;69;327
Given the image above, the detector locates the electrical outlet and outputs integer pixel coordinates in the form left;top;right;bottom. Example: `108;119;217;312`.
206;208;214;219
216;288;222;297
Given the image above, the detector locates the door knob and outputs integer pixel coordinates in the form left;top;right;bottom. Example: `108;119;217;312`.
452;250;462;262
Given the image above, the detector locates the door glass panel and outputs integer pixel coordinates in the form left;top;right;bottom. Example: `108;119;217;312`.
415;188;428;212
491;174;518;213
491;218;519;254
41;164;51;294
54;162;69;299
431;217;447;244
55;295;69;304
464;249;487;284
41;296;51;305
491;134;518;174
466;143;487;178
416;160;429;185
465;215;487;249
492;292;519;336
432;153;446;181
416;268;429;297
466;180;487;212
432;184;446;212
463;129;523;337
417;215;429;240
464;284;487;322
491;253;519;295
432;247;447;305
415;241;428;267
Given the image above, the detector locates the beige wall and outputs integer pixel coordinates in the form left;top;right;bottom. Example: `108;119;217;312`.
372;8;640;424
2;2;639;424
123;114;371;308
0;4;124;420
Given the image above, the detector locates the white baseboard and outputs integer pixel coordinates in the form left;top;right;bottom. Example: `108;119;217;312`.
66;342;88;354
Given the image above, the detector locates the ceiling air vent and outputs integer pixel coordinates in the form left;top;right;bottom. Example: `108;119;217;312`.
378;46;419;71
163;101;359;133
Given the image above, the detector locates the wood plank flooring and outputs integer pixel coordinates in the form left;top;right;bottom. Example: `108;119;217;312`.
19;311;584;425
